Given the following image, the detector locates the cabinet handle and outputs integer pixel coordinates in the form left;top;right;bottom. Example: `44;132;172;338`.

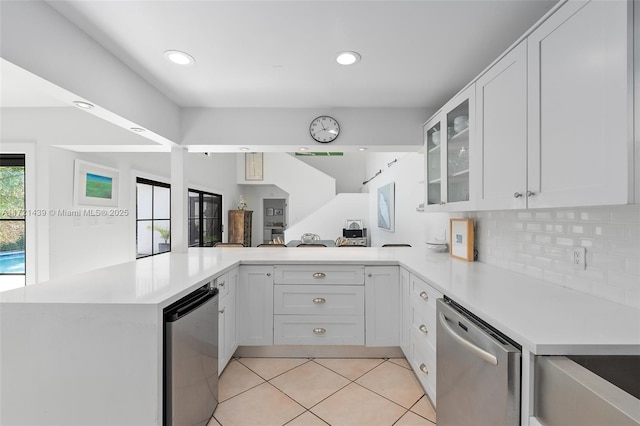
313;297;326;304
313;327;326;335
313;272;326;279
419;324;428;334
513;192;523;198
219;308;225;314
367;273;372;277
526;190;535;197
419;291;429;301
218;281;225;287
419;363;429;374
266;273;271;276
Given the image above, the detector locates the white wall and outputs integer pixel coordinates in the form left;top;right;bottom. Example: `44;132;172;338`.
364;152;449;247
183;107;426;150
291;152;366;194
237;152;335;228
285;193;369;243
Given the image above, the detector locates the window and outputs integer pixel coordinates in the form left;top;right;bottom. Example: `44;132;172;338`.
136;177;171;258
0;154;26;285
189;189;222;247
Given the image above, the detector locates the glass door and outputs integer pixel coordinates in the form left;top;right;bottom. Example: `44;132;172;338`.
425;120;442;206
446;99;470;203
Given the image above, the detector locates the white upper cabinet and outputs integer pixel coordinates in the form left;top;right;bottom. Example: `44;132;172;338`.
474;41;528;210
527;0;633;208
424;85;475;211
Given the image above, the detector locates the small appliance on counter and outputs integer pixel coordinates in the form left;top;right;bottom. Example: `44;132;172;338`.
343;219;367;246
425;239;448;253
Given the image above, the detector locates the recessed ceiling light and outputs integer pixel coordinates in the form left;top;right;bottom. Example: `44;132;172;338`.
130;127;145;133
164;50;195;66
336;51;361;66
358;147;367;151
299;147;309;151
240;147;250;151
73;101;94;109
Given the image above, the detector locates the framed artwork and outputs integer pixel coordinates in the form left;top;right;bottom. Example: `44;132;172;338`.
346;219;362;230
74;160;119;207
377;182;395;232
266;208;274;216
450;218;474;261
245;152;263;181
274;208;283;215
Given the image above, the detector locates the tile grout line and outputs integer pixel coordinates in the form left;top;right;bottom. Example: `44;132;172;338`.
236;357;313;382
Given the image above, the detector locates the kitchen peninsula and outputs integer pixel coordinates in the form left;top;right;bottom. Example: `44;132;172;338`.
1;247;638;426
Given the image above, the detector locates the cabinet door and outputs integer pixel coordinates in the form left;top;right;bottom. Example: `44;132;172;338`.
443;85;474;209
226;267;239;358
400;268;411;359
218;297;226;375
238;265;274;345
527;0;631;208
424;115;445;210
475;41;528;210
365;266;400;347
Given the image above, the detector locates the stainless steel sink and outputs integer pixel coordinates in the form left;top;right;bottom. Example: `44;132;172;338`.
535;355;640;426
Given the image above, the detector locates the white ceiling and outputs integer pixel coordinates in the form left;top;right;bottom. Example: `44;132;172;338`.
46;0;558;109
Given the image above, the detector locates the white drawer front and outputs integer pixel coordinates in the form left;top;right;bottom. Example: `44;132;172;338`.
274;285;364;316
274;315;365;345
274;265;365;285
410;326;437;404
215;272;230;300
410;295;437;350
410;274;442;311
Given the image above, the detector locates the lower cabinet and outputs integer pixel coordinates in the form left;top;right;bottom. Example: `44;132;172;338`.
407;273;442;404
365;266;400;347
238;265;274;346
218;268;239;374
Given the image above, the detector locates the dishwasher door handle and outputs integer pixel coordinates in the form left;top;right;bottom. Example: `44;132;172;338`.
439;312;498;366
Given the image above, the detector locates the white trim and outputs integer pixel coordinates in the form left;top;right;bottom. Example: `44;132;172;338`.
0;142;38;285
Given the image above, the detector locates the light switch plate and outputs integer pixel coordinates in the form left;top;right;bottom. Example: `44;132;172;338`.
573;247;586;270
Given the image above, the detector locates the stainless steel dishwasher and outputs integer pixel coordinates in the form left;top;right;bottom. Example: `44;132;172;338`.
437;297;521;426
164;283;219;426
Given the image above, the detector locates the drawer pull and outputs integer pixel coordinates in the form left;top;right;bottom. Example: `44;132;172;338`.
419;291;429;301
419;363;429;374
313;297;326;304
313;272;326;279
419;324;428;334
218;281;225;288
313;327;326;335
219;308;225;314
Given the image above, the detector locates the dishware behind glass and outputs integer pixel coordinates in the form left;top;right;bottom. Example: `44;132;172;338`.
432;130;441;146
453;116;468;133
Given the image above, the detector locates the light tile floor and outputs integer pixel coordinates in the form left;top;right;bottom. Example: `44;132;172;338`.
210;357;436;426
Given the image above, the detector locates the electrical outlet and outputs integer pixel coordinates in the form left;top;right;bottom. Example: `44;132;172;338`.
573;247;586;270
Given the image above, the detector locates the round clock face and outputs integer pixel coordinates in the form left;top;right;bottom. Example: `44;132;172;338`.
309;116;340;143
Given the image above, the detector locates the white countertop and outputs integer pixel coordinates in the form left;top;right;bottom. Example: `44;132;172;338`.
1;247;638;355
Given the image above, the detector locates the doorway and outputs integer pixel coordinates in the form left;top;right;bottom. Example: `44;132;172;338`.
263;198;286;244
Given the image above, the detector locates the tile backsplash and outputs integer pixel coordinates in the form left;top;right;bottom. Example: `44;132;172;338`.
467;205;640;308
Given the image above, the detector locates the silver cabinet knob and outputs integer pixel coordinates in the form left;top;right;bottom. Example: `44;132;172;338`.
266;273;271;276
218;281;225;287
419;324;428;334
313;297;326;304
313;272;326;279
219;308;225;314
313;327;326;335
526;190;535;197
513;192;523;198
419;291;429;301
419;363;429;374
367;273;372;277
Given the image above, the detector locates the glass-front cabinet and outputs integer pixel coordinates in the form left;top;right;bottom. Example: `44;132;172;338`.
423;85;475;211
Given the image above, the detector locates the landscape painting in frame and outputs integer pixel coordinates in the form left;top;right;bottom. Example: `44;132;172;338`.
377;182;395;232
74;160;120;207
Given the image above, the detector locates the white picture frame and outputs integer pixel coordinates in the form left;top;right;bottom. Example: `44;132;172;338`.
73;160;120;207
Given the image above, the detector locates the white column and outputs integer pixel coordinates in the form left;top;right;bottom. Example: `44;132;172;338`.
171;147;188;252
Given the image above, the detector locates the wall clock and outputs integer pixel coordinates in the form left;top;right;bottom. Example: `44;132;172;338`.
309;116;340;143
